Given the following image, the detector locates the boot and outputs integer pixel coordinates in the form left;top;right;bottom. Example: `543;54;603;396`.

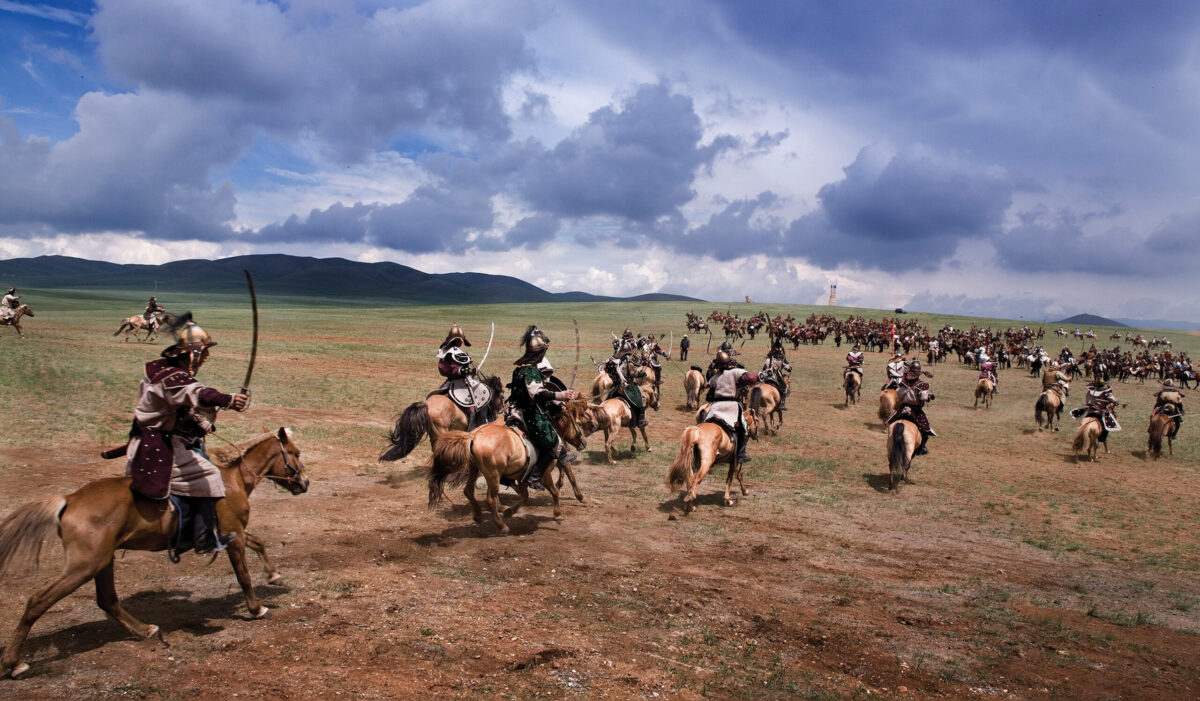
735;427;752;464
524;448;555;490
192;498;237;554
556;441;575;468
633;405;647;428
914;434;930;456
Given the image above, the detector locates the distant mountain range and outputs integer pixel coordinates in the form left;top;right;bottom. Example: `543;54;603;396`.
1057;313;1127;327
0;254;701;305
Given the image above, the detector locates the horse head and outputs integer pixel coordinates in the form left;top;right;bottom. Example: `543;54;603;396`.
264;427;310;495
16;304;32;318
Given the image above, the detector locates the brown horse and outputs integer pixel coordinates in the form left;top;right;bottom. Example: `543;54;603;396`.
747;383;783;435
1147;410;1175;460
1035;390;1064;431
0;304;34;339
886;419;920;492
878;388;898;424
379;375;505;462
974;378;994;409
666;411;759;513
0;428;310;678
112;311;171;343
426;402;589;534
587;393;652;464
683;368;704;410
844;371;861;406
1073;417;1107;462
590;372;613;400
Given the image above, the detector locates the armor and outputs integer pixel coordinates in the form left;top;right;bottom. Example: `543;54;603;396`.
507;325;572;489
440;324;472;350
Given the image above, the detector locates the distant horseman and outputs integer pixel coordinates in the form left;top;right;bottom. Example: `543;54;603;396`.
0;287;19;323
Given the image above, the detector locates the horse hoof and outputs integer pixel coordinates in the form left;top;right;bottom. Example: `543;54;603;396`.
254;606;271;620
724;499;734;507
144;624;160;639
10;663;30;679
267;573;283;585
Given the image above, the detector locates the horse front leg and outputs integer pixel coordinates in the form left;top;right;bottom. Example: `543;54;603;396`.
603;427;616;464
95;559;161;640
225;533;269;619
638;424;651;452
243;531;283;585
560;461;585;503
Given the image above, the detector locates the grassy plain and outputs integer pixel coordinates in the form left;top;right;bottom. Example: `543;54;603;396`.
0;289;1197;698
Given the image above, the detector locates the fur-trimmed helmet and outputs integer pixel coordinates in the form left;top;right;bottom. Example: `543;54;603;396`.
162;314;216;372
440;324;471;350
515;325;550;365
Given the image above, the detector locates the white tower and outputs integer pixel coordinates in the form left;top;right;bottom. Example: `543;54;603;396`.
828;282;838;307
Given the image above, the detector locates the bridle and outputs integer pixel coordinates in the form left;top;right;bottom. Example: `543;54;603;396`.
265;434;306;490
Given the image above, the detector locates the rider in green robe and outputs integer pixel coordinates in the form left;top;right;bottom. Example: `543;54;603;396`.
506;326;577;489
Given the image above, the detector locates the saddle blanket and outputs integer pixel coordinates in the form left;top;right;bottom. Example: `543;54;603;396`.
429;377;492;411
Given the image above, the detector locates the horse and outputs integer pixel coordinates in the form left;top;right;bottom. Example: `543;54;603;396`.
590;371;613;400
113;310;172;343
1147;410;1176;460
425;402;589;534
1035;390;1064;431
886;418;921;492
0;428;310;679
1072;416;1107;462
746;383;783;435
0;304;34;339
683;368;704;410
587;394;652;464
878;388;898;424
974;378;994;409
844;371;862;406
379;375;505;462
666;410;759;513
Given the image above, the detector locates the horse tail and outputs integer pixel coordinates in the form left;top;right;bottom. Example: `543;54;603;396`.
888;422;908;476
1072;422;1089;454
0;495;66;578
113;322;129;336
427;430;473;507
380;402;429;461
1034;394;1046;426
667;428;698;491
1147;417;1167;458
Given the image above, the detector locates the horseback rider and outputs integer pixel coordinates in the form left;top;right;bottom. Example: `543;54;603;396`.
0;287;19;322
845;343;865;379
702;349;760;465
883;351;906;390
613;327;636;355
433;324;495;430
1153;379;1185;438
888;361;936;455
761;336;792;410
506;326;577;490
124;318;248;558
604;342;648;429
1041;361;1071;398
978;355;999;394
642;334;670;389
679;334;690;361
706;340;742;379
143;295;165;330
1079;377;1120;444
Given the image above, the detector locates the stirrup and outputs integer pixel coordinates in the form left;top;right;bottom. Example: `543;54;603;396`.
195;532;237;555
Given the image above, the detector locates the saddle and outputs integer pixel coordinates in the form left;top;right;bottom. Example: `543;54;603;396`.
429;378;494;429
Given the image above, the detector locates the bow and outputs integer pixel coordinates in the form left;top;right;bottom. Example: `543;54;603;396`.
240;270;259;406
568;318;580;389
476;322;496;371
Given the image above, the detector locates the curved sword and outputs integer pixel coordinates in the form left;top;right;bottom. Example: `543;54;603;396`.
475;322;496;372
239;270;258;404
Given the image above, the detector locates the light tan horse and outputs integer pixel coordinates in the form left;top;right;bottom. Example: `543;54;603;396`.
1147;410;1175;460
588;394;652;464
666;411;759;513
1035;390;1064;431
0;428;310;679
590;372;613;400
844;371;861;406
0;304;34;339
886;419;921;492
426;402;589;534
746;383;783;435
974;378;994;409
878;388;898;424
380;375;505;462
112;311;171;343
683;368;704;410
1073;417;1107;462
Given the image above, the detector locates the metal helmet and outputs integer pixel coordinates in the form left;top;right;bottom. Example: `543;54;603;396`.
719;340;733;352
904;360;922;377
1163;378;1175;388
440;324;472;349
162;320;216;372
515;325;550;365
715;349;731;367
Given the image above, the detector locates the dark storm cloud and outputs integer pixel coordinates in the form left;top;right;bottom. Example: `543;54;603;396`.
255;202;373;244
367;184;495;253
517;82;736;221
668;192;783;261
781;147;1014;271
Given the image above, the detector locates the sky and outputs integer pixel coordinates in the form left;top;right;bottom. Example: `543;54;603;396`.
2;0;1199;323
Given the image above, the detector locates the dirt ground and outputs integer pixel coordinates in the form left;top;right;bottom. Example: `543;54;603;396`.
1;324;1198;699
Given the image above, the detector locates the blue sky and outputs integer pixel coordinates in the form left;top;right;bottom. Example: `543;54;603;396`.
1;0;1199;322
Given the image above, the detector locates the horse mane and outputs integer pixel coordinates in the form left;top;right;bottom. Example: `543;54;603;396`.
210;431;277;469
480;374;505;412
